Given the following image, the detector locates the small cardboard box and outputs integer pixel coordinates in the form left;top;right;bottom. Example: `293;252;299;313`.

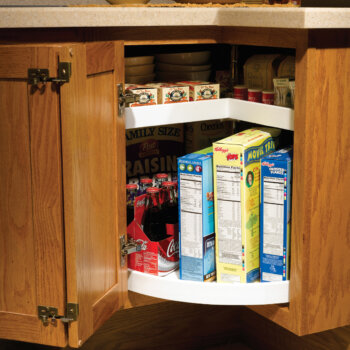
185;120;235;154
125;84;158;107
260;147;293;282
213;129;276;283
146;83;189;104
177;81;220;101
178;147;216;282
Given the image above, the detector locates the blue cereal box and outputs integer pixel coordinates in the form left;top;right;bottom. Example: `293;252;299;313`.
260;147;293;282
178;147;216;282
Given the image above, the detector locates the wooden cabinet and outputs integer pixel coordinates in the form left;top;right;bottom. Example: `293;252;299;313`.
0;42;127;348
0;27;349;348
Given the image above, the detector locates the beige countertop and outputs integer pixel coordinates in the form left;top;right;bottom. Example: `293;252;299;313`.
0;7;349;29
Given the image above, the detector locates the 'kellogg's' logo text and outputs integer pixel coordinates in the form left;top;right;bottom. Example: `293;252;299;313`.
215;147;228;153
262;162;274;167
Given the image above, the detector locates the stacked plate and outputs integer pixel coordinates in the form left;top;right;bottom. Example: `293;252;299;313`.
155;51;212;82
125;56;155;84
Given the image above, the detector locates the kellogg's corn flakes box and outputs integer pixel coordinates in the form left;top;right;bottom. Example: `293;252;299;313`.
213;129;275;283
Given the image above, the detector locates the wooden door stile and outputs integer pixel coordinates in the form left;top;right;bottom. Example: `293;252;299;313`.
0;45;67;347
60;41;127;348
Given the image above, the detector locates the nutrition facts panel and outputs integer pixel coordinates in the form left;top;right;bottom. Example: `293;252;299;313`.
180;173;203;259
216;165;242;265
263;177;285;256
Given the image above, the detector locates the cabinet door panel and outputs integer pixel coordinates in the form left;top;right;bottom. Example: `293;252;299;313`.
0;46;66;347
60;42;127;348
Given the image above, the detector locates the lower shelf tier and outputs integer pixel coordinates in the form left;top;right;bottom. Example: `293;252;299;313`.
128;269;290;305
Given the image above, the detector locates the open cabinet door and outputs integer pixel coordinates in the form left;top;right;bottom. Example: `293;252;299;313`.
0;45;66;347
59;42;128;348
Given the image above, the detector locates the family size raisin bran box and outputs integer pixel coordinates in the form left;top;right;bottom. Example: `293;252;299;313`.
177;81;220;101
126;124;184;186
178;146;216;282
213;129;275;283
260;147;293;282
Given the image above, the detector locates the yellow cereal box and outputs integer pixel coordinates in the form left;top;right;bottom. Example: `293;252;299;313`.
213;129;275;283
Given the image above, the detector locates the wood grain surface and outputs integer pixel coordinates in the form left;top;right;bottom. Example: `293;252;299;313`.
221;27;305;48
1;304;348;350
86;41;115;75
60;42;127;348
241;307;350;350
0;46;67;347
250;30;350;336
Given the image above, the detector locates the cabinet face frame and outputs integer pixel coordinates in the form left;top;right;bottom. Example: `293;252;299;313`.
0;27;349;345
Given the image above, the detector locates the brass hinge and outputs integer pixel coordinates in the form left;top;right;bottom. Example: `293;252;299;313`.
38;303;79;326
117;84;140;116
120;235;145;267
28;62;71;86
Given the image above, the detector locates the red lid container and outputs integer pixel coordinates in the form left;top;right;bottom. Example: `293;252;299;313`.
140;178;153;184
233;85;248;100
126;184;138;189
162;181;176;187
146;187;161;193
262;91;274;105
248;89;262;103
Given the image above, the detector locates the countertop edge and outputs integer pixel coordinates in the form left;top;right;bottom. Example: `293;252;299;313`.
0;7;349;29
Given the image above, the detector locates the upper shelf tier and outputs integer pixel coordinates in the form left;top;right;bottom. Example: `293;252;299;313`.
0;7;350;29
128;269;289;305
125;98;294;131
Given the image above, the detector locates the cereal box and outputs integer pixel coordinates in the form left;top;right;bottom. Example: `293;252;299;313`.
260;147;293;282
146;83;189;104
178;147;215;282
126;124;184;185
185;120;235;154
213;129;275;283
177;81;220;101
125;84;157;107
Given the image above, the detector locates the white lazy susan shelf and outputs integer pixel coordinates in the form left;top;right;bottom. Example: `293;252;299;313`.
126;98;292;305
128;270;289;305
125;98;294;131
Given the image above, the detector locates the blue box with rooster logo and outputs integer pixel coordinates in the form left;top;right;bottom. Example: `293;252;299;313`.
260;147;293;282
178;147;216;282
